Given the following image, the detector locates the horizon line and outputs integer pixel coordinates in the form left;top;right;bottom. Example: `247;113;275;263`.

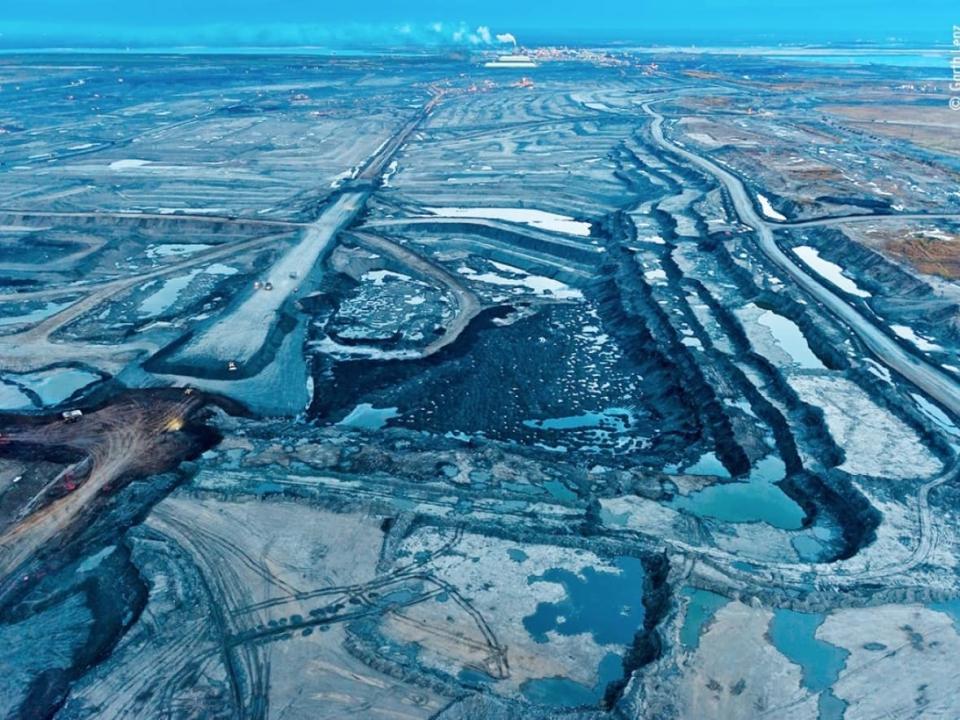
0;42;953;56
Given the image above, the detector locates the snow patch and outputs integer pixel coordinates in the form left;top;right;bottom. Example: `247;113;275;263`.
109;159;151;170
793;246;871;298
890;324;942;353
425;206;592;236
756;193;786;221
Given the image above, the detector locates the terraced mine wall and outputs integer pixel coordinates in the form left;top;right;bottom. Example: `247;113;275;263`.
594;247;748;473
588;273;705;457
780;470;883;561
603;551;671;709
398;221;604;270
598;154;887;560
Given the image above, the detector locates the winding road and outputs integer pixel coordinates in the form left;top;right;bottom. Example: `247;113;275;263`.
644;102;960;418
784;212;960;228
347;230;484;357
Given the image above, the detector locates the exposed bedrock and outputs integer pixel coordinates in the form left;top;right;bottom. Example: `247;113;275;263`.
780;470;883;560
592;247;748;474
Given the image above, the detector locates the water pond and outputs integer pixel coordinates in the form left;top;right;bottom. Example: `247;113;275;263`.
669;455;805;530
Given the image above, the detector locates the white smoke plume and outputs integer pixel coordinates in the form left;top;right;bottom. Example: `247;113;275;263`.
473;26;492;44
12;20;522;50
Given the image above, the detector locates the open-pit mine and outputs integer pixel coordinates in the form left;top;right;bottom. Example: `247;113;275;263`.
1;48;960;720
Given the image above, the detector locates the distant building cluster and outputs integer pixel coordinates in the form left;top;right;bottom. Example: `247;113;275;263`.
526;46;632;67
483;54;538;68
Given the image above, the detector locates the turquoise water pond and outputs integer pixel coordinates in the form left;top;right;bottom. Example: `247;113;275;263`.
670;455;805;530
520;652;622;707
770;608;849;719
678;587;730;650
519;556;645;707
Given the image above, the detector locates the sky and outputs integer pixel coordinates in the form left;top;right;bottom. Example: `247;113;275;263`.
0;0;954;49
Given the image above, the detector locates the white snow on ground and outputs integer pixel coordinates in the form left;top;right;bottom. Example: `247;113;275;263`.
890;324;943;352
204;263;237;276
915;229;954;242
519;276;582;298
310;336;419;361
793;246;872;298
570;91;620;112
864;358;892;384
155;207;228;215
362;269;412;286
329;173;349;189
483;59;537;68
788;375;942;478
458;262;582;300
756;193;786;221
109;159;151;170
0;226;48;233
425;207;592;236
381;160;399;186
